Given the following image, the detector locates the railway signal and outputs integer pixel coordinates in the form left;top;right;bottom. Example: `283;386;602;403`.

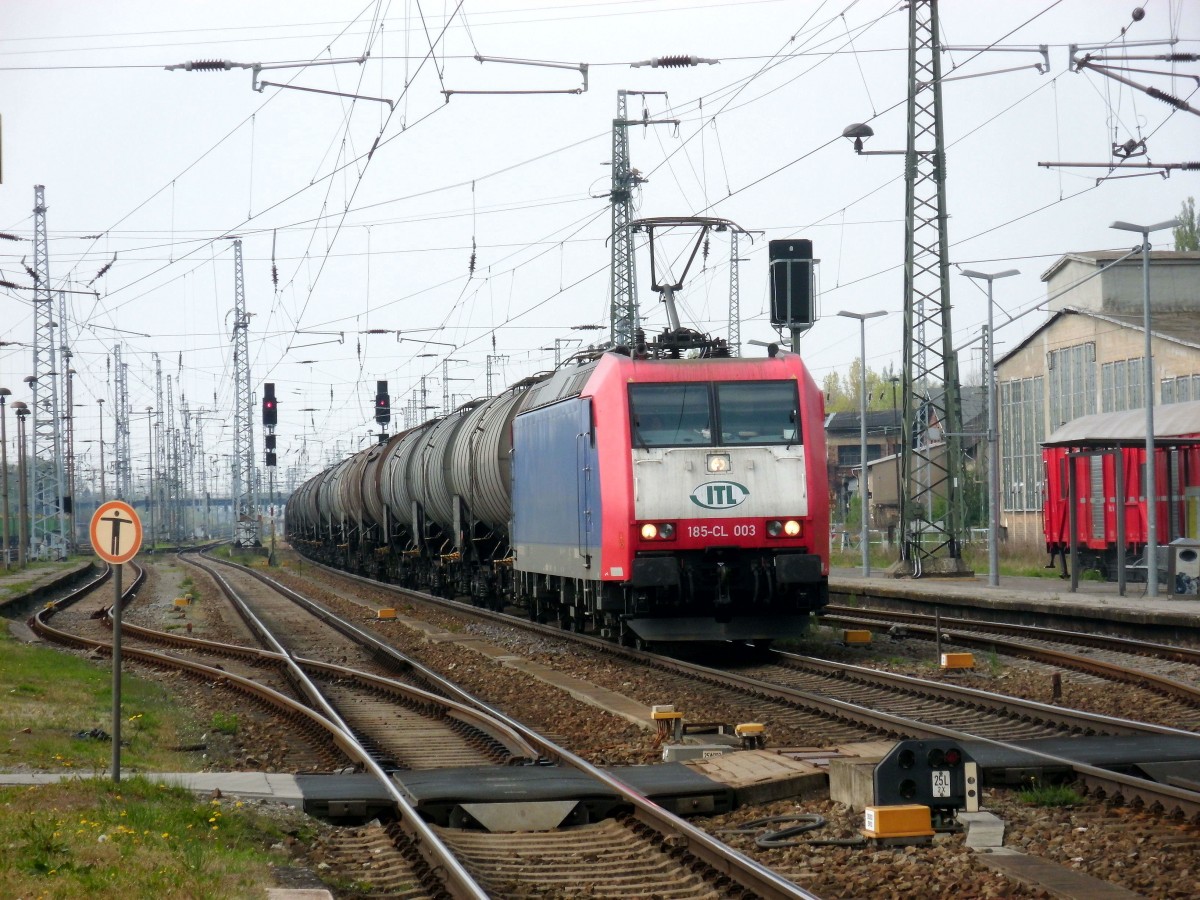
262;383;278;427
375;380;390;427
873;739;978;824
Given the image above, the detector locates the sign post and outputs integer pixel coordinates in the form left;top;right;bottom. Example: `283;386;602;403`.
89;500;143;783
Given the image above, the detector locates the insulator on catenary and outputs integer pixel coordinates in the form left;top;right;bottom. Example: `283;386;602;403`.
0;233;21;241
631;55;719;69
167;59;235;72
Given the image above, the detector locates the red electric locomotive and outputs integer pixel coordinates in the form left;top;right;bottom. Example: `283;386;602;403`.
287;342;830;645
1042;400;1200;579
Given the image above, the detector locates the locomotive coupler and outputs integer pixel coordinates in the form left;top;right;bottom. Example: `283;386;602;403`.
715;562;732;607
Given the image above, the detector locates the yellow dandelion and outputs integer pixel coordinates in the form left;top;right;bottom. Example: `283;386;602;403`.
161;832;170;839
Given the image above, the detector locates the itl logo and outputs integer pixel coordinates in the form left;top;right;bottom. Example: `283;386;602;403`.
690;481;749;509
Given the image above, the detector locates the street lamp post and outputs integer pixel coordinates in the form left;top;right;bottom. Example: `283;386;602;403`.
960;268;1019;588
1110;218;1181;597
837;310;888;577
97;398;107;499
13;402;30;568
0;387;10;569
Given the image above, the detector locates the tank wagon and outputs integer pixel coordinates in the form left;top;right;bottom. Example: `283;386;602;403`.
287;346;829;645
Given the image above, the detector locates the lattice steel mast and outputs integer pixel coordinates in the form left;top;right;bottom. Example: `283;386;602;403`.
898;0;969;576
154;354;164;546
230;238;258;545
113;344;132;499
609;91;676;348
30;185;66;559
728;231;742;356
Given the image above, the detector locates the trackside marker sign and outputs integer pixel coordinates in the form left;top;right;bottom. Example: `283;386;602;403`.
690;481;749;509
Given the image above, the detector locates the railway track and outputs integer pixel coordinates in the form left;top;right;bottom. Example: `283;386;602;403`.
32;553;817;900
824;604;1200;728
289;555;1200;821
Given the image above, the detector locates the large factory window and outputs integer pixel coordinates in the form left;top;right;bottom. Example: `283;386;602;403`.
630;383;713;447
716;381;799;444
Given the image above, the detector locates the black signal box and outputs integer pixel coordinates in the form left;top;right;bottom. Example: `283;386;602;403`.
262;382;278;427
873;740;979;813
375;380;391;427
768;239;815;331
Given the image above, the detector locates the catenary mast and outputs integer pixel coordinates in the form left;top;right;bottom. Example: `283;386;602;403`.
30;186;66;559
230;238;258;546
897;0;969;576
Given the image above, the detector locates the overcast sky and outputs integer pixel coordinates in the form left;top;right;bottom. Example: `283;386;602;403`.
1;0;1195;488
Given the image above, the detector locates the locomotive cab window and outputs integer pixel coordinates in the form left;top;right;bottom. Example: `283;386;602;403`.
716;381;799;444
630;383;713;447
629;380;800;448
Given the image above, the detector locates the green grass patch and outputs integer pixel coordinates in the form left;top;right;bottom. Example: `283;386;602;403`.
1017;782;1085;807
0;776;313;896
210;713;239;736
0;626;215;774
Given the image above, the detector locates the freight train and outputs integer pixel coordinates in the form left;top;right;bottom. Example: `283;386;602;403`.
286;342;830;646
1042;399;1200;581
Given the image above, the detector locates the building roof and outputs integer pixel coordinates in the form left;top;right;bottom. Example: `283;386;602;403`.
996;306;1200;368
1040;250;1200;283
824;409;901;436
1043;399;1200;447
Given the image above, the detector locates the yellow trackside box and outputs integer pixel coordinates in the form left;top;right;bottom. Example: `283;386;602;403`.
651;705;683;722
173;597;190;608
843;629;872;645
940;652;975;669
377;608;397;620
862;804;934;839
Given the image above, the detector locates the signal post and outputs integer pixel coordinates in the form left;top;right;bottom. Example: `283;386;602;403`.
89;500;143;782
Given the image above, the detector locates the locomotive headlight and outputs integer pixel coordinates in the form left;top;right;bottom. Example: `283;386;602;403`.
641;523;659;540
706;453;731;473
766;519;802;538
658;522;675;539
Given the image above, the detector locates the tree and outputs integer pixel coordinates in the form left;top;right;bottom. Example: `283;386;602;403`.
1175;197;1198;251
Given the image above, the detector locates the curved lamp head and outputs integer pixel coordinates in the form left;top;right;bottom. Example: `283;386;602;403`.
842;122;875;153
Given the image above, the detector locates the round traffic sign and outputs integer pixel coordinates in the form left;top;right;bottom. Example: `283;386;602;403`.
90;501;143;564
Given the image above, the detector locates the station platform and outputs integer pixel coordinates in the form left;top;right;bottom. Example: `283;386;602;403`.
0;558;95;613
830;566;1200;630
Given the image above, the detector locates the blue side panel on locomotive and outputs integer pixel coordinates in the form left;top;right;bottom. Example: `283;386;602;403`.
512;397;601;580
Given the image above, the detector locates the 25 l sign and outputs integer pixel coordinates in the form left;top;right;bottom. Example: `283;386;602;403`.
690;481;749;510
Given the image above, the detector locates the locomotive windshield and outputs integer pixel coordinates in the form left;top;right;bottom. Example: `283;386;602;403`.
630;381;800;448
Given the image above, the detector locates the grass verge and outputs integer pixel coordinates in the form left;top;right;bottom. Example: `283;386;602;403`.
1017;782;1085;807
0;776;312;897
